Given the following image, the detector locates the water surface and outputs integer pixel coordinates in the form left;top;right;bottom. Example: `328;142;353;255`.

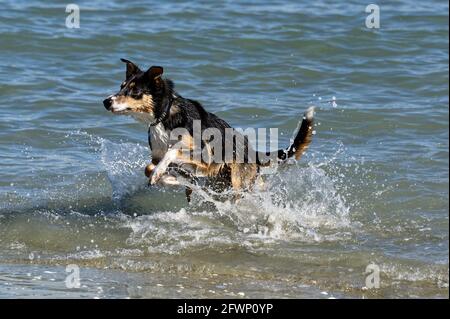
0;0;448;298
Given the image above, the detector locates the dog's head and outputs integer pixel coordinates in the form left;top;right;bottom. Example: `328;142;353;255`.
103;59;171;122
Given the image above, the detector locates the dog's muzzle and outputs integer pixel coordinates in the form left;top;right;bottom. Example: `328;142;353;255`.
103;97;112;110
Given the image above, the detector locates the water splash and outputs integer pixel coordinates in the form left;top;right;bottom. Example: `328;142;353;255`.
99;139;149;200
94;133;357;253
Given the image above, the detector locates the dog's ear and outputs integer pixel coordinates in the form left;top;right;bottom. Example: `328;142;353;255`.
120;58;141;79
145;66;164;81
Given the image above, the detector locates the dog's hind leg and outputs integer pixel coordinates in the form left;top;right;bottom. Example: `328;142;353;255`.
229;163;259;202
230;163;258;190
185;187;193;203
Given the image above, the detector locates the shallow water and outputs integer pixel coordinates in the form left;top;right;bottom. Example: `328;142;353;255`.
0;0;448;298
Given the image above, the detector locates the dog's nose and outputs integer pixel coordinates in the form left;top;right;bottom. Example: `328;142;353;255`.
103;98;112;110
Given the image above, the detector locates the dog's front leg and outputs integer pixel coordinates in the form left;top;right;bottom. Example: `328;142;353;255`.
149;148;178;185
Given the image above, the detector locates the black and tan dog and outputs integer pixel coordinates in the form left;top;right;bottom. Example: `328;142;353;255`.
103;59;314;200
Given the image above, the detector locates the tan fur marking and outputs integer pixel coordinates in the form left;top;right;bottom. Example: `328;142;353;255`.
230;163;258;191
114;94;154;113
168;134;226;178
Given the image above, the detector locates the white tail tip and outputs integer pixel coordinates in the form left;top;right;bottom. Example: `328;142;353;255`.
305;106;315;120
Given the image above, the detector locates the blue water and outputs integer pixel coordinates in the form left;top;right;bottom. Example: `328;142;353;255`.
0;0;448;298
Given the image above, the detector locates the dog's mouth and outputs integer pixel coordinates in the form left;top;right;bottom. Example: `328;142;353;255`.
111;107;132;114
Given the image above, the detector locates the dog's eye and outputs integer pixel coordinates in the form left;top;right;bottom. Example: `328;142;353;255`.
130;89;142;98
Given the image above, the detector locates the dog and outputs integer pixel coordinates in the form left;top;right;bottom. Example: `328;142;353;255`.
103;59;314;201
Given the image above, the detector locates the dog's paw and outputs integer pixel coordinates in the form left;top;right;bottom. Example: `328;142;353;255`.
162;175;181;186
149;167;164;185
144;163;155;178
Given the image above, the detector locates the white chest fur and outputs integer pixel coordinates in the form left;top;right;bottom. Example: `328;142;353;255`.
148;123;170;161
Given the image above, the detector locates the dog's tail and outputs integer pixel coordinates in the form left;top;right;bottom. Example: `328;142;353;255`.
257;106;315;166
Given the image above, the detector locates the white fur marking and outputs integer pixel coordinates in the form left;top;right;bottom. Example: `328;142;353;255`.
159;175;181;186
150;148;178;184
110;102;129;112
149;123;170;161
305;106;315;120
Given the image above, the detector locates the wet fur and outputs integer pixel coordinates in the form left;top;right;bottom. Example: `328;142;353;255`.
103;59;314;198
